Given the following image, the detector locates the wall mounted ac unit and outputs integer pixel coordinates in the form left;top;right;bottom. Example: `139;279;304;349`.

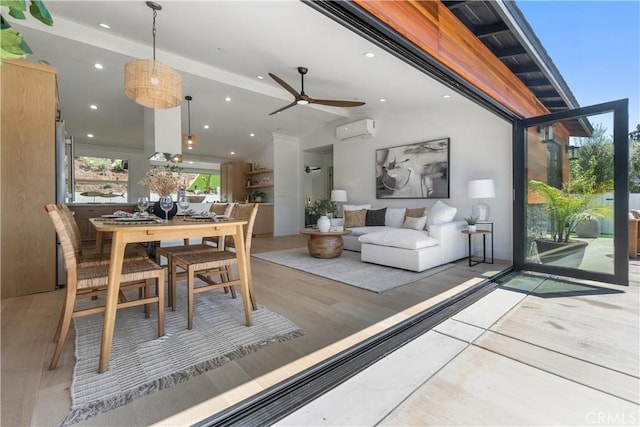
336;119;376;141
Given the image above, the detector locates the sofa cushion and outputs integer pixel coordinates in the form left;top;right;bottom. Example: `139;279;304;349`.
385;208;406;228
344;204;371;211
427;201;457;226
344;209;367;228
366;208;387;226
403;215;427;230
348;226;389;237
405;207;426;218
358;228;439;250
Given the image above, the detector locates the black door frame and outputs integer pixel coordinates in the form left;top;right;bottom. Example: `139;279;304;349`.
513;99;629;285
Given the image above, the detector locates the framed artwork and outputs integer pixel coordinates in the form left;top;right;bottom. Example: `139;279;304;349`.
375;138;450;199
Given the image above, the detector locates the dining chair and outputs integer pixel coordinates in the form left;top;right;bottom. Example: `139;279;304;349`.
45;204;165;369
170;203;259;329
58;204;149;265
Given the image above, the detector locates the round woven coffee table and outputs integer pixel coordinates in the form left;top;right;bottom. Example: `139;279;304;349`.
299;229;352;258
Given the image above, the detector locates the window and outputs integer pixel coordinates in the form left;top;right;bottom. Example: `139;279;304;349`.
74;156;128;203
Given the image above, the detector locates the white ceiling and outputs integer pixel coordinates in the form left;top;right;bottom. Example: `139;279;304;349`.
9;0;467;163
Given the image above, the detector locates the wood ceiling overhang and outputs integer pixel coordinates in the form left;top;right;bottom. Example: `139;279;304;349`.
353;0;591;137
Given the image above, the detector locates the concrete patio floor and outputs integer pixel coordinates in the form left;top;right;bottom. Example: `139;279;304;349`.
278;260;639;426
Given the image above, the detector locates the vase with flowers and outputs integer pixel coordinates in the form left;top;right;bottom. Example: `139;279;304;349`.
139;166;180;220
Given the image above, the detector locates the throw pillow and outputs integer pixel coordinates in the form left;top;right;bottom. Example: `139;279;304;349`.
427;201;457;226
405;207;426;218
402;215;428;230
343;209;367;228
343;204;371;212
385;207;406;228
365;208;387;226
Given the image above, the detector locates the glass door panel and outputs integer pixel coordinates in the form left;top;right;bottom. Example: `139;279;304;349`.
515;100;629;285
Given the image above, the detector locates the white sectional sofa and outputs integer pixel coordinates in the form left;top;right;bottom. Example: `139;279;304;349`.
336;201;468;272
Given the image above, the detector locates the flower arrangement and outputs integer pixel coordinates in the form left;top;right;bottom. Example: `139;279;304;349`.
306;198;338;216
139;166;180;196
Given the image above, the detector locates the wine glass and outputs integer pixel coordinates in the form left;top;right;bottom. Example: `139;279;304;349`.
178;196;190;215
159;195;174;222
137;196;149;213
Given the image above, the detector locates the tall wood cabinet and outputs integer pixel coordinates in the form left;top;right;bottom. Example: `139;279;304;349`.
1;60;57;297
220;161;250;203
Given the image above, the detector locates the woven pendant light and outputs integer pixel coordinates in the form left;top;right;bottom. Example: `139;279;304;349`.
182;95;198;149
124;1;182;109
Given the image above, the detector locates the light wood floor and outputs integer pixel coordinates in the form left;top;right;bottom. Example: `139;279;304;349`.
1;235;508;426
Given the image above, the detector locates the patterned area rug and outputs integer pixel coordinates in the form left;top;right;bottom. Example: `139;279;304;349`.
253;248;455;293
62;287;302;426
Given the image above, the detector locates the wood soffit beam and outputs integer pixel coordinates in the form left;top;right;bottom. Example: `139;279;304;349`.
493;46;527;59
474;21;510;38
353;0;549;118
441;1;468;11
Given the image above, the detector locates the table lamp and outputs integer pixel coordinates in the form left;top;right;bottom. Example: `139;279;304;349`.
331;189;348;217
468;179;495;221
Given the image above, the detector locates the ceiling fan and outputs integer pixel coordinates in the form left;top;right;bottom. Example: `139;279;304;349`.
268;67;365;116
304;166;321;174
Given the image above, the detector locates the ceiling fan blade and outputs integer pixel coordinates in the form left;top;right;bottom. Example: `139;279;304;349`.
268;73;300;99
309;98;366;108
268;100;298;116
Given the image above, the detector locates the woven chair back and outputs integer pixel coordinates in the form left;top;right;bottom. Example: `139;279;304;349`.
57;204;84;258
225;203;259;253
45;204;78;270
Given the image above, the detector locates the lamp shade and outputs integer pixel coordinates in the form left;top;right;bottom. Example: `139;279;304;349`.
124;59;182;109
182;132;198;149
331;190;348;202
468;179;495;199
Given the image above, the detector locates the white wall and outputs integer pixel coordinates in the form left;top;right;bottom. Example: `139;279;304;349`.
272;134;301;236
300;101;513;261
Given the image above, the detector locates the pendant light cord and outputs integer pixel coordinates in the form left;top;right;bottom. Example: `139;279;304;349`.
151;8;157;61
187;99;191;133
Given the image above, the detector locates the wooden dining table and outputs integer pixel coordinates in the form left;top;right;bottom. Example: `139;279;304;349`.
90;217;252;373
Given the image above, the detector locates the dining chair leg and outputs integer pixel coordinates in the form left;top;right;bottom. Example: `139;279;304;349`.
247;265;257;311
144;279;151;319
50;288;76;370
52;297;68;343
157;274;165;336
224;267;237;299
187;266;195;330
170;261;178;312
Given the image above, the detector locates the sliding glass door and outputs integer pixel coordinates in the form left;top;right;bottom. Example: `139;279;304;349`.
514;99;629;285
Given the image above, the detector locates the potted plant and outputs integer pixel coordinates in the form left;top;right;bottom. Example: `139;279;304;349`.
251;190;267;203
464;216;479;232
306;198;338;232
528;179;612;267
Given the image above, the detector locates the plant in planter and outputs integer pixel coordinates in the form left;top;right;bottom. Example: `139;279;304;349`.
250;190;267;202
464;215;479;232
528;179;612;267
306;198;338;232
307;198;338;217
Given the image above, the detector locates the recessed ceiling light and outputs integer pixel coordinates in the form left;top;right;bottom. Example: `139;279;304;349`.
94;63;103;70
250;133;255;137
230;151;235;155
189;161;193;164
379;98;387;102
257;75;264;80
364;52;375;58
203;125;209;129
225;96;231;102
98;23;110;29
87;133;94;138
90;104;98;110
443;94;451;98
